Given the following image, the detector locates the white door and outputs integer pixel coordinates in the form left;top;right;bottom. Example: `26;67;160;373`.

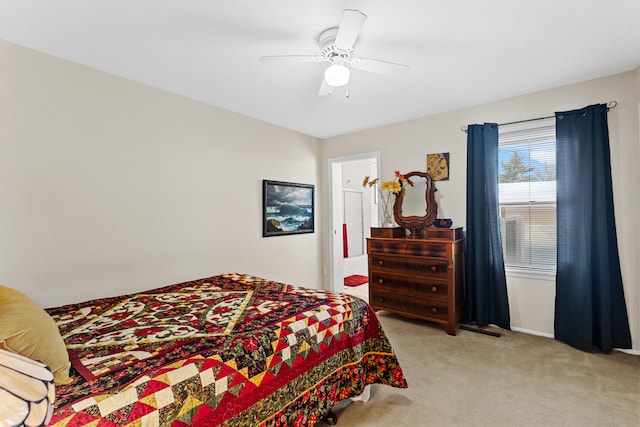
343;190;364;257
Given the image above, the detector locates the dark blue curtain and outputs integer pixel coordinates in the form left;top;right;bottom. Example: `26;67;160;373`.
555;104;632;352
465;123;511;330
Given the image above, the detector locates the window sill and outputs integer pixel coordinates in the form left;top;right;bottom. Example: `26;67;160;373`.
505;267;555;281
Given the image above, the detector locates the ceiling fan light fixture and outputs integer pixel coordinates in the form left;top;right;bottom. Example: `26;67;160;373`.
324;64;350;87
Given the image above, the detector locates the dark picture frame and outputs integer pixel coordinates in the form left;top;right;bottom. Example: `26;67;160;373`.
263;180;314;237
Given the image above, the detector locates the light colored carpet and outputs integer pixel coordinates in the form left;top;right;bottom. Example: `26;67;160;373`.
325;312;640;427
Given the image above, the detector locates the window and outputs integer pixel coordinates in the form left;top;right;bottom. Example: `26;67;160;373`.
498;120;556;275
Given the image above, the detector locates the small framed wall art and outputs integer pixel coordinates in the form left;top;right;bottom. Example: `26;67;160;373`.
263;180;314;237
427;152;450;181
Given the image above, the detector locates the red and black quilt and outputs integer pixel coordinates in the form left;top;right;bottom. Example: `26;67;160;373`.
46;273;407;426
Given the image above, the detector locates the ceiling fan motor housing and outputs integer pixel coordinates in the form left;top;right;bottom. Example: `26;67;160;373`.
319;28;353;64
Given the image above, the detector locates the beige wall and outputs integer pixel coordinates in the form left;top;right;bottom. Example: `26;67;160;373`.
0;39;322;307
2;38;638;351
321;70;640;351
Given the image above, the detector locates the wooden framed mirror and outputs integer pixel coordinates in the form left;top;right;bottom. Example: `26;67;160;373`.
393;171;438;238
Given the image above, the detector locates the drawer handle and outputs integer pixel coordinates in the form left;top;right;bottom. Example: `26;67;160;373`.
431;307;439;314
378;260;384;266
378;296;385;302
430;266;437;273
378;279;384;285
431;286;438;293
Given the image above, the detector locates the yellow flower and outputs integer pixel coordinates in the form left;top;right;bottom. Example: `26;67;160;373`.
363;172;412;193
362;176;379;187
381;180;402;193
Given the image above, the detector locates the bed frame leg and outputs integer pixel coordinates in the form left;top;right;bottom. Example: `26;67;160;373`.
323;409;338;425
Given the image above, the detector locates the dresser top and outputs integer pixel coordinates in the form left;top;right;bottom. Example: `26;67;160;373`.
369;226;463;241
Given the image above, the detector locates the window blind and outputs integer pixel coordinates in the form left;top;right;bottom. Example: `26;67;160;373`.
498;122;557;273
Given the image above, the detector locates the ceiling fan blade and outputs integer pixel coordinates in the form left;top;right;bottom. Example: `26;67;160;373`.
259;55;324;63
350;57;410;75
334;9;367;51
318;78;332;96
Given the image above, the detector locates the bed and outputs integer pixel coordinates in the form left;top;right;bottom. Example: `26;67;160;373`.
43;273;407;426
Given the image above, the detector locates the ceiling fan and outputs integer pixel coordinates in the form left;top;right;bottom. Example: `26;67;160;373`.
259;9;409;96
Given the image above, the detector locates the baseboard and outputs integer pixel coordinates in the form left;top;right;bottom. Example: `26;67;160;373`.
616;348;640;356
511;326;554;339
511;326;640;355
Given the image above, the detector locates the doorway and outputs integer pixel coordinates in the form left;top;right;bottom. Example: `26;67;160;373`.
328;152;380;300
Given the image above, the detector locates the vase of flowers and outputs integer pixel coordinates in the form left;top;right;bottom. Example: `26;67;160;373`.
363;171;414;227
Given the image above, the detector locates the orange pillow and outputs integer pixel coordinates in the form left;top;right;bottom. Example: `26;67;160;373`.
0;285;72;385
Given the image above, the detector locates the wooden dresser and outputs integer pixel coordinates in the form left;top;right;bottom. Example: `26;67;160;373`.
367;227;465;335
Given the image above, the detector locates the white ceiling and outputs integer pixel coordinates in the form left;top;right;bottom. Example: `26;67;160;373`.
1;0;639;139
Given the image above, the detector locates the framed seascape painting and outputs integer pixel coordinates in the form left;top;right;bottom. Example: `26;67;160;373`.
263;180;314;237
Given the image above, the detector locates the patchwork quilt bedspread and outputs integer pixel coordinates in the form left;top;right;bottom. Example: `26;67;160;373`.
46;273;407;426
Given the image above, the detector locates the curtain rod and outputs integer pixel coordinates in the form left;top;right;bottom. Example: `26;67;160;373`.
460;101;618;133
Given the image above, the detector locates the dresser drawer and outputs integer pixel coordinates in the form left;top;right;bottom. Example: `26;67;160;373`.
425;227;463;240
370;289;449;321
369;254;449;279
368;239;449;258
370;273;448;301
